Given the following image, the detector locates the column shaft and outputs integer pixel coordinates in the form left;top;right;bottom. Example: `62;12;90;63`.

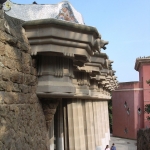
49;119;55;150
67;99;86;150
84;100;95;150
55;100;64;150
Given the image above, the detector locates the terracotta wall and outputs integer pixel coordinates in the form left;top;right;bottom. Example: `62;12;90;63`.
139;64;150;127
0;10;48;149
112;82;143;139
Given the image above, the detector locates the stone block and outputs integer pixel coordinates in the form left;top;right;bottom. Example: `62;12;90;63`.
0;105;9;118
0;141;5;150
18;93;28;103
10;142;16;150
31;85;37;93
0;55;4;65
0;19;5;31
21;28;29;43
23;143;30;150
17;41;30;52
3;57;15;69
30;66;37;75
5;44;21;60
15;138;23;150
4;92;19;104
0;66;3;75
10;71;23;84
31;75;37;86
19;84;29;93
1;131;11;149
0;91;4;104
0;41;5;56
24;74;37;86
6;81;13;92
22;64;31;74
12;83;20;92
0;30;17;45
0;9;4;18
2;68;10;81
28;86;32;93
29;93;38;103
22;52;31;65
15;60;22;72
0;80;6;91
9;105;19;116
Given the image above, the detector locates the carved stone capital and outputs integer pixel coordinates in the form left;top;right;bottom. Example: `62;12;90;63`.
42;99;59;128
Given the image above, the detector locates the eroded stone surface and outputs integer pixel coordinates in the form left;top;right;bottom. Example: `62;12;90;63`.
0;8;48;150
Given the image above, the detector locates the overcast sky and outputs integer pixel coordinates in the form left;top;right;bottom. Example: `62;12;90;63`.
11;0;150;82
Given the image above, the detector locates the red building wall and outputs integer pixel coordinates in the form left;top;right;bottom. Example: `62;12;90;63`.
139;63;150;127
112;82;143;139
112;59;150;139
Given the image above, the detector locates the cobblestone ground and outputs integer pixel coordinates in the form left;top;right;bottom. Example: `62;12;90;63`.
109;135;137;150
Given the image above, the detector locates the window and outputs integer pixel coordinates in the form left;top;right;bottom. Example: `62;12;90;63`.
127;107;130;115
124;128;128;134
138;108;141;114
124;101;127;108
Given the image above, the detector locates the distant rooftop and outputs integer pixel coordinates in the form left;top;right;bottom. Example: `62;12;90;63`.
3;0;84;24
135;56;150;71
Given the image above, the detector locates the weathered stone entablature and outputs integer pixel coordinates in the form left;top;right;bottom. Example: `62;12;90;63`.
75;52;115;99
22;18;116;99
23;18;107;55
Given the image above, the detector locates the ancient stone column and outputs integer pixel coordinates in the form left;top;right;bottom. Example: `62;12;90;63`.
49;119;55;150
67;99;86;150
99;101;110;148
93;101;103;150
103;101;109;145
100;101;107;150
84;100;95;150
55;100;64;150
105;101;110;142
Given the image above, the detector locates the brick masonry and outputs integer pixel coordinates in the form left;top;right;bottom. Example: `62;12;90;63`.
0;9;48;150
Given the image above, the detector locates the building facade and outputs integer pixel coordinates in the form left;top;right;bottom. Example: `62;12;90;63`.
0;1;117;150
112;57;150;139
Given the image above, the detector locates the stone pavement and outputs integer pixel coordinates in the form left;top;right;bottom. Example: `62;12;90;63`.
109;135;137;150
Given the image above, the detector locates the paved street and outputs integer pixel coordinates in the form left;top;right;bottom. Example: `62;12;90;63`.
109;135;137;150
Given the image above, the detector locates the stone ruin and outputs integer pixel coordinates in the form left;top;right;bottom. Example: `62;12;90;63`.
0;1;118;150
